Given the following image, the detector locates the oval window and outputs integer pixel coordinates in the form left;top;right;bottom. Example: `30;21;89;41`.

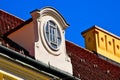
44;20;62;51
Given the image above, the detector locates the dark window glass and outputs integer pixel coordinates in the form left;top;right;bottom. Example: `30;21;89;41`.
44;20;61;50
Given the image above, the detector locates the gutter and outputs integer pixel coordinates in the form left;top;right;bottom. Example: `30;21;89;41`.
0;45;80;80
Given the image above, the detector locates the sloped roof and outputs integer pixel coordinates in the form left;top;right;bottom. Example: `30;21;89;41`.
0;10;24;35
1;8;120;80
66;41;120;80
0;10;29;56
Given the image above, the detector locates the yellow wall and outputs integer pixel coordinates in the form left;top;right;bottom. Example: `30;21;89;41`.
0;71;18;80
0;54;53;80
82;26;120;63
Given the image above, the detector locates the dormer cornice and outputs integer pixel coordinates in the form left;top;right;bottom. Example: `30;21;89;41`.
31;7;69;30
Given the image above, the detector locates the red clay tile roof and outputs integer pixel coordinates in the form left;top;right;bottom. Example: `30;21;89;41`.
0;10;24;35
1;9;120;80
0;10;30;57
66;41;120;80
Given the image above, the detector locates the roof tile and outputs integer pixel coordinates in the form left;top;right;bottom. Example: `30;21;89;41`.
0;10;24;35
66;41;120;80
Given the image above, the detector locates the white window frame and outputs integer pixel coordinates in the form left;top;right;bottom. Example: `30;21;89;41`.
44;20;61;50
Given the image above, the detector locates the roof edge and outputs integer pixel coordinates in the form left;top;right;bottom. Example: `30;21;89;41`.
81;25;120;40
31;6;70;26
0;45;80;80
0;9;25;21
66;40;94;53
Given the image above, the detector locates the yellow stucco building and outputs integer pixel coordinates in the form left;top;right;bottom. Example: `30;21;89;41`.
82;25;120;64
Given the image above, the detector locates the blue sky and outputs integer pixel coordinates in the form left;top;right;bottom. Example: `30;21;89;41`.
1;0;120;47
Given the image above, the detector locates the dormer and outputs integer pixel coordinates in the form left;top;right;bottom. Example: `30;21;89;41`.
7;7;73;74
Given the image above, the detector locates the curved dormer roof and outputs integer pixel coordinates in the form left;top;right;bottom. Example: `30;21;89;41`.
31;7;69;30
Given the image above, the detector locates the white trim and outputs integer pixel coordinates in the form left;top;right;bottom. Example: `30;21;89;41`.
0;70;24;80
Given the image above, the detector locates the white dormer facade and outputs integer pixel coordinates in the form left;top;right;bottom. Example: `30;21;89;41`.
7;7;73;74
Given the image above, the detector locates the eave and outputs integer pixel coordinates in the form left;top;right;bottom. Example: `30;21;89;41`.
0;45;80;80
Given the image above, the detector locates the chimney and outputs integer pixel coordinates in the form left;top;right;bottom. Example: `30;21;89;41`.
81;25;120;63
